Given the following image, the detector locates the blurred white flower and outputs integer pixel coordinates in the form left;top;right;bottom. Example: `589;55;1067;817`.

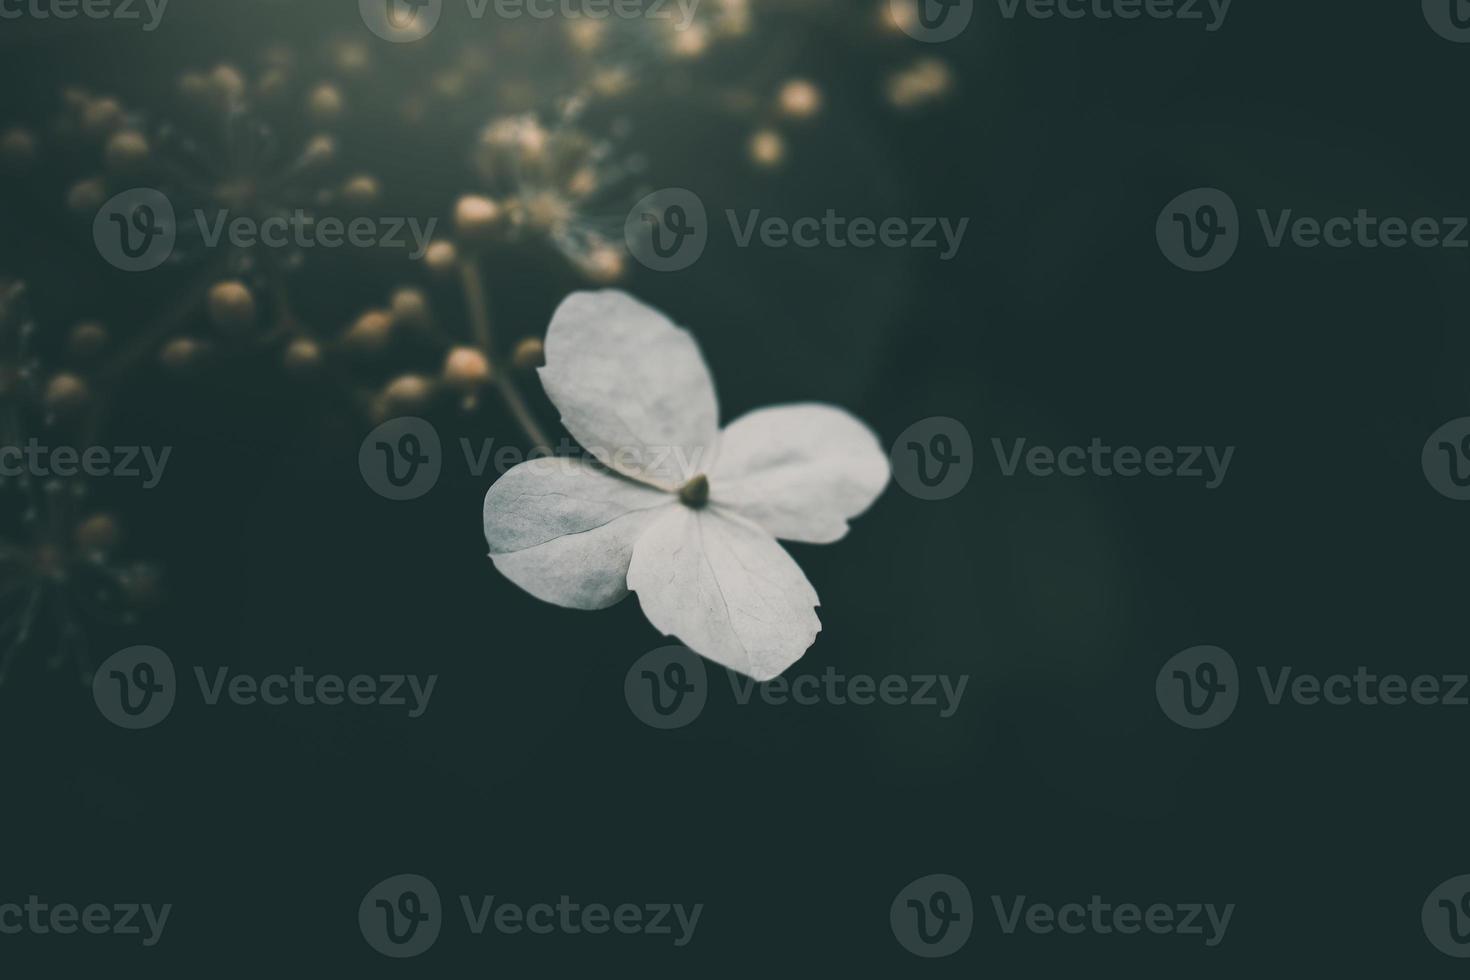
482;290;889;681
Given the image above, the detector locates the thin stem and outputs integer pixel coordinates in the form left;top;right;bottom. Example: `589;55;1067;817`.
458;257;552;454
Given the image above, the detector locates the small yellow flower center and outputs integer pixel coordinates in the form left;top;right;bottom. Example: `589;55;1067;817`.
678;474;710;509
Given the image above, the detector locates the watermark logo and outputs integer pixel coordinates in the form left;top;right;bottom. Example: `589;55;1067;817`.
360;874;442;958
94;188;176;273
625;189;968;271
1425;875;1470;957
624;648;969;728
1159;649;1469;729
1156;645;1238;729
993;438;1234;489
891;417;974;500
361;0;442;41
891;0;973;42
891;874;973;958
94;649;437;726
1424;0;1470;42
1163;190;1470;271
1157;187;1238;272
1423;418;1470;500
92;646;176;730
625;188;708;272
624;646;707;730
360;417;442;500
361;876;701;954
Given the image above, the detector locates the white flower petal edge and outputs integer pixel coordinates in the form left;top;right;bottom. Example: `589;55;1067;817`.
626;506;821;682
483;456;674;610
538;290;720;491
709;403;890;544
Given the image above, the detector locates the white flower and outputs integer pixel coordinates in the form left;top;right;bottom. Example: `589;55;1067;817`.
482;290;889;681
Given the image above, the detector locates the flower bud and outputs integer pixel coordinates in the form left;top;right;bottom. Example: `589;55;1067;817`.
512;337;545;371
104;130;150;174
207;280;256;334
44;373;89;415
69;321;108;358
749;129;785;168
0;127;37;173
208;65;247;106
443;346;492;392
159;337;206;372
81;97;123;136
302;134;337;166
307;83;345;124
341;173;381;207
66;178;107;214
454;194;502;243
777;79;822;120
283;337;322;373
381;373;435;414
579;244;625;284
423;240;458;276
390;288;431;331
74;513;120;554
345;309;393;353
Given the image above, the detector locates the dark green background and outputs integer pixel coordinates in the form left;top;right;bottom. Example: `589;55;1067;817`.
1;0;1466;973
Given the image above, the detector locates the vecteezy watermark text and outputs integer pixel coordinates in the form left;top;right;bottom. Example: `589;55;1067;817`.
889;875;1233;958
623;189;970;272
992;895;1234;947
726;210;969;261
0;0;168;31
996;0;1231;30
94;188;438;272
625;646;969;729
0;897;171;947
359;874;702;958
360;0;699;43
1157;645;1470;729
993;437;1234;489
1159;187;1470;272
0;440;171;488
93;646;438;729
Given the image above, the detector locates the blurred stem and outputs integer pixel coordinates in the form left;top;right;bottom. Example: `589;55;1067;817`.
457;256;550;454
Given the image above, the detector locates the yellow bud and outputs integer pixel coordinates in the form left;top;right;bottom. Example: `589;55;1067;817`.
777;79;822;120
307;83;345;124
207;281;256;333
74;513;120;554
382;374;435;413
443;346;492;391
455;195;503;242
345;309;393;352
44;373;89;415
283;337;322;373
104;130;150;174
69;321;108;358
390;288;431;330
159;337;206;372
512;337;546;372
424;240;459;276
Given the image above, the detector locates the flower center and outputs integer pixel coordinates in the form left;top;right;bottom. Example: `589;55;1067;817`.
678;474;710;509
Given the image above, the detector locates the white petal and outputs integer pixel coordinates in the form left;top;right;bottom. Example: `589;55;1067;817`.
483;456;674;610
709;404;890;544
539;290;719;491
627;506;820;681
